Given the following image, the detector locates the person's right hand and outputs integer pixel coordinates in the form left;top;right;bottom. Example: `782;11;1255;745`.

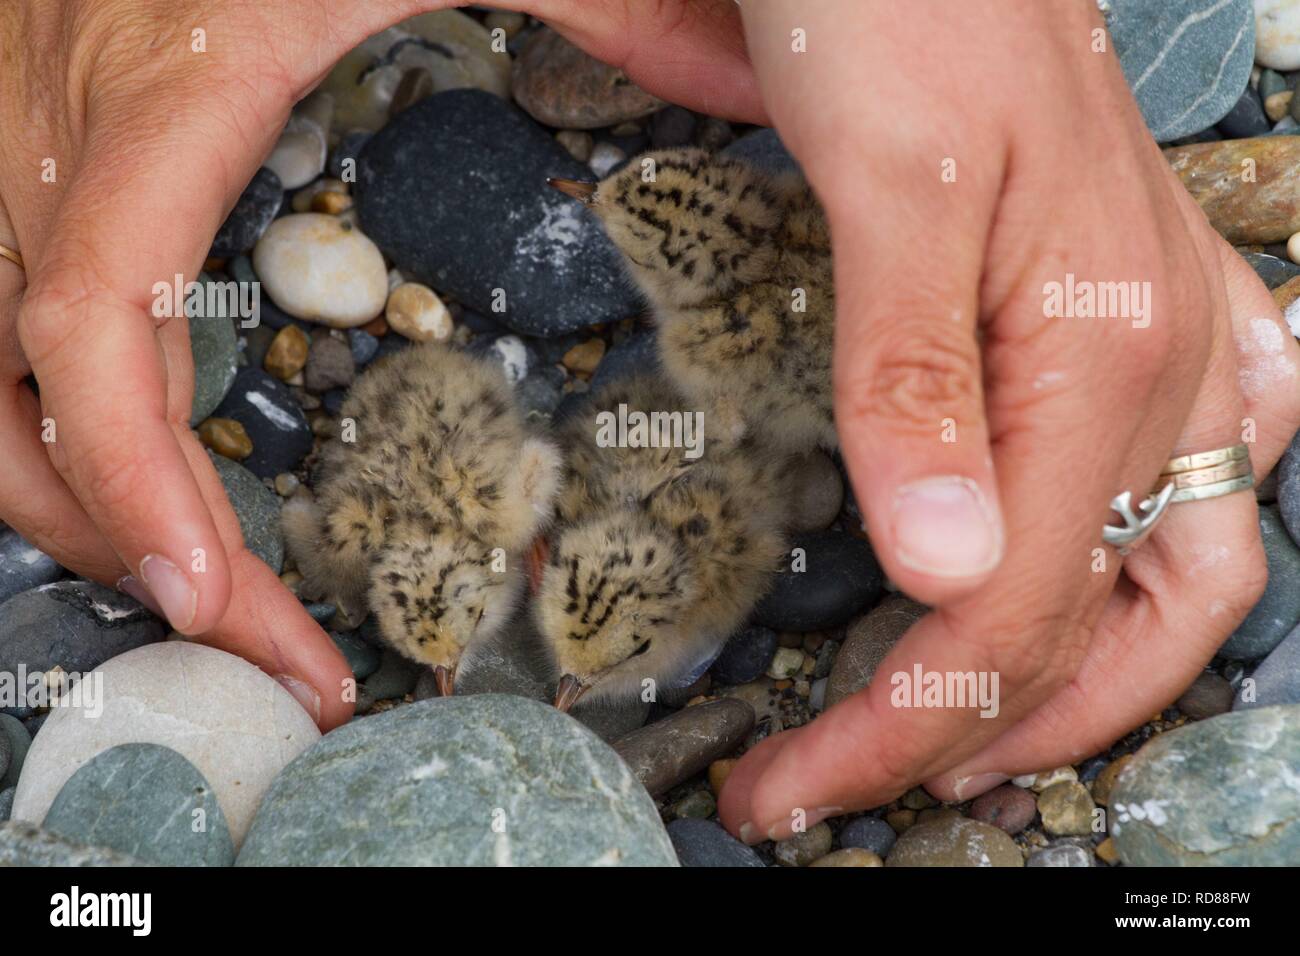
0;0;764;728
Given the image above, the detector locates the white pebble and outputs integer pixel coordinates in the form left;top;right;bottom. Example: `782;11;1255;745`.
767;647;806;680
1256;0;1300;70
588;142;626;177
1287;230;1300;265
265;115;326;189
253;214;389;328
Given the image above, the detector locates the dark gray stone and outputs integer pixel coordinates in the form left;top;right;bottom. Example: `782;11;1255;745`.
188;313;239;425
211;167;284;257
1112;706;1300;865
0;788;12;822
612;698;755;797
361;648;422;700
0;714;30;790
356;90;640;337
304;335;356;393
237;695;677;866
42;743;234;867
206;451;284;572
1235;622;1300;710
711;625;778;685
0;821;145;866
0;529;63;605
348;329;379;367
1176;671;1234;718
667;818;765;867
589;329;659;391
211;367;313;479
1242;252;1300;290
329;630;380;681
651;106;697;149
827;594;927;709
1280;428;1300;547
753;531;885;632
1104;0;1256;142
722;128;801;176
1219;507;1300;660
838;815;897;858
1217;87;1270;138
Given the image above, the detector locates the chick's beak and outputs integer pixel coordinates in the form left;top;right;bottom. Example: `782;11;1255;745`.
434;664;456;697
553;673;587;712
547;177;597;204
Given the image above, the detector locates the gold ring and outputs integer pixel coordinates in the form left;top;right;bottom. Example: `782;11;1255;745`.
1156;457;1253;491
1161;443;1249;476
0;242;22;271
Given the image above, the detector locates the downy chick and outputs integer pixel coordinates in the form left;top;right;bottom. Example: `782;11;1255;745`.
282;342;562;693
550;147;836;455
535;373;788;710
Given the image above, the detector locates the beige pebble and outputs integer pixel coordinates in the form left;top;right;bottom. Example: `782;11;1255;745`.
291;178;348;214
310;190;353;215
885;809;916;833
1288;230;1300;265
1089;753;1132;807
708;758;737;796
1029;766;1077;792
1268;90;1296;123
264;325;310;381
766;647;805;680
273;473;300;497
386;282;453;342
485;10;526;38
562;337;606;376
1096;836;1119;865
279;570;304;592
555;130;593;162
198;418;253;460
810;848;884;868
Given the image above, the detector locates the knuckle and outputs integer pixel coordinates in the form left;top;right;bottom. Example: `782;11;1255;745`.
17;283;103;369
79;450;147;514
838;322;981;433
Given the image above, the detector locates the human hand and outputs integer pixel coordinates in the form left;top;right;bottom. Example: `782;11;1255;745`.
711;0;1300;840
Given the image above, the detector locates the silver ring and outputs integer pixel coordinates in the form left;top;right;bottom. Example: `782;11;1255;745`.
1103;484;1175;555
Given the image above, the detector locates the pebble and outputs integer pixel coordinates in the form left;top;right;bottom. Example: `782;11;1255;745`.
1216;87;1270;138
1037;781;1096;837
361;648;423;701
1105;0;1255;141
1255;0;1300;70
786;452;844;533
1026;843;1093;867
188;310;239;425
264;324;310;381
1027;766;1078;792
348;328;380;367
1235;621;1300;709
1267;90;1295;122
1219;507;1300;659
265;114;327;190
0;582;163;718
555;129;594;162
562;338;606;376
0;788;10;822
239;695;675;866
839;815;897;858
1166;137;1300;243
671;790;717;820
0;820;144;866
211;367;313;479
197;417;253;460
651;106;697;148
766;647;805;681
0;529;62;606
355;90;639;337
41;743;234;866
588;142;627;177
1280;429;1300;545
1243;251;1300;289
612;698;754;798
711;626;778;685
511;28;662;128
1096;836;1120;865
826;595;927;709
886;809;917;833
708;758;737;796
1089;754;1133;807
12;642;319;848
253;214;388;328
211;167;284;257
206;451;284;572
969;784;1038;835
1111;705;1300;865
590;330;660;391
1176;671;1235;718
773;821;833;866
389;66;434;117
386;282;453;342
329;630;380;681
886;814;1023;867
753;531;884;632
1272;275;1300;338
811;847;884;867
667;818;764;868
303;334;356;393
0;715;29;790
722;128;801;176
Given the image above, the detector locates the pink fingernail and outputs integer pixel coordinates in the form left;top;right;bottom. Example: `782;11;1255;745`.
892;476;1003;578
738;822;760;845
275;675;321;722
952;773;1010;801
138;554;198;631
116;575;165;619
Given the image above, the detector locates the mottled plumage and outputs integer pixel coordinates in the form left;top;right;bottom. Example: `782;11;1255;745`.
282;343;562;687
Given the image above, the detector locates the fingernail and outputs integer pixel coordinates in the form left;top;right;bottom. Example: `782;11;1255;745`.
738;822;760;845
137;554;198;630
952;772;1010;801
275;675;321;722
892;476;1002;578
116;575;165;619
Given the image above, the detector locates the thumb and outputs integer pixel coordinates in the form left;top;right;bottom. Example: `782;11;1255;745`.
827;182;1006;604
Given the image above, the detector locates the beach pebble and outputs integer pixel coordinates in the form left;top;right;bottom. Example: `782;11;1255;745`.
211;167;283;257
12;642;320;848
206;451;284;572
238;695;676;866
361;648;423;701
1256;0;1300;70
1217;87;1270;138
0;820;145;866
188;310;239;425
555;130;594;162
826;595;926;709
1219;507;1300;659
386;282;453;342
1243;252;1300;289
766;647;805;681
588;142;627;177
723;128;801;176
670;790;716;820
1235;621;1300;709
265;115;326;190
1090;755;1133;807
711;626;778;685
839;815;898;858
329;630;380;681
612;698;755;797
304;335;356;393
1026;843;1093;867
355;90;638;337
0;715;29;790
562;338;606;376
1111;705;1300;865
1167;137;1300;244
511;28;662;128
970;784;1038;835
1266;89;1294;121
253;214;388;328
1176;671;1235;718
211;367;313;479
197;417;253;461
773;821;833;866
886;814;1023;867
651;106;697;148
264;325;310;381
811;847;884;867
1279;429;1299;545
0;530;62;606
786;452;844;533
1037;781;1096;837
753;531;884;632
667;818;764;868
41;743;234;866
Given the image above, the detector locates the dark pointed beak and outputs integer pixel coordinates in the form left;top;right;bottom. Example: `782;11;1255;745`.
434;664;455;697
553;673;587;712
547;177;597;204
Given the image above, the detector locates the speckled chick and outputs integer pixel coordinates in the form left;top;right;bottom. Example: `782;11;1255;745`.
282;343;562;692
535;373;789;709
552;147;835;454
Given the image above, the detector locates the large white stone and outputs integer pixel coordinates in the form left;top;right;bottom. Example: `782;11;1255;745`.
12;642;319;848
1256;0;1300;70
253;214;389;328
